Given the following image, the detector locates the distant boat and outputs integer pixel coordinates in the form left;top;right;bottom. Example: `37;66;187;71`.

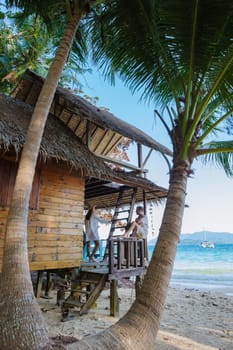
200;240;215;248
200;231;215;248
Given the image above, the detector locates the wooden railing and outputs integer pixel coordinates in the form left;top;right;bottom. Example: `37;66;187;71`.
108;237;148;279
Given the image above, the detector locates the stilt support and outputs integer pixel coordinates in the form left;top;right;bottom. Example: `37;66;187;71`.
135;275;143;298
110;279;119;317
35;271;43;298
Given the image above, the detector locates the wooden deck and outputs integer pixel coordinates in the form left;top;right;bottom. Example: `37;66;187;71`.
108;237;148;278
35;237;148;318
81;237;148;279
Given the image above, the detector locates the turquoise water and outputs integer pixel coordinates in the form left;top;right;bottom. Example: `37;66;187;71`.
148;243;233;295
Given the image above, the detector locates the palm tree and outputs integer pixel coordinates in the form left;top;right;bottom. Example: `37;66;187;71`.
72;0;233;348
0;1;102;349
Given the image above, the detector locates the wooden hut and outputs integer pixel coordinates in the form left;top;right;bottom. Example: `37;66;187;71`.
0;71;170;315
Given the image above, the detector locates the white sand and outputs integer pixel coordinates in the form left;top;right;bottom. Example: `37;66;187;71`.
39;285;233;350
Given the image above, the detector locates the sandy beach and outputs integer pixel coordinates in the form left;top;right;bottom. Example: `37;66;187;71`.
39;281;233;350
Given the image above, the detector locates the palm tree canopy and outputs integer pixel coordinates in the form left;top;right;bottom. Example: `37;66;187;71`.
4;1;93;63
89;0;233;173
91;0;233;106
1;1;95;92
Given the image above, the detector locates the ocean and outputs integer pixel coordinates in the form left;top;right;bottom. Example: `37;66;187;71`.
148;243;233;296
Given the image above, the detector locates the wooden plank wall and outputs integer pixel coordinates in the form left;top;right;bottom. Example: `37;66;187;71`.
0;166;85;271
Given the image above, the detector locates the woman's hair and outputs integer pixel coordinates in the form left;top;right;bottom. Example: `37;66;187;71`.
85;207;93;220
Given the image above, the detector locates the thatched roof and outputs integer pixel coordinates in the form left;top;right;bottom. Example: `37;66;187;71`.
0;93;111;178
12;70;172;157
0;93;168;203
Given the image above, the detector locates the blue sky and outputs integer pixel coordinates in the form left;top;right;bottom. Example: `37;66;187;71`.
80;69;233;236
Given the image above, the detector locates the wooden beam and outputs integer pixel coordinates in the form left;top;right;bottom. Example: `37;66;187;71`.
66;112;75;127
103;135;123;156
92;129;109;153
80;274;107;315
96;153;148;173
86;120;91;147
108;267;146;280
142;148;153;168
74;118;83;134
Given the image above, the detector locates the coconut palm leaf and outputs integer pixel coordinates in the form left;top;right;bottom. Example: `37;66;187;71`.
0;5;90;93
91;0;233;110
90;0;233;157
6;0;66;28
0;10;53;92
6;0;89;65
197;140;233;176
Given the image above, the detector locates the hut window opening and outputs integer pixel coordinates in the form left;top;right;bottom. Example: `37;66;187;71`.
0;159;40;209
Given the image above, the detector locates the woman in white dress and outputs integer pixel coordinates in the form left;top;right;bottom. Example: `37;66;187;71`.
85;206;110;262
123;206;148;238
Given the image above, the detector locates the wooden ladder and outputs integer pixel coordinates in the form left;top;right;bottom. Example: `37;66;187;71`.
103;186;138;260
61;270;107;320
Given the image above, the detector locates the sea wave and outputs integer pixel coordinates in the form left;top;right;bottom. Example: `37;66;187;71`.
148;243;233;294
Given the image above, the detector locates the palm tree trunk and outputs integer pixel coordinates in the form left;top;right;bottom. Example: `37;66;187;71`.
76;159;190;349
0;14;81;350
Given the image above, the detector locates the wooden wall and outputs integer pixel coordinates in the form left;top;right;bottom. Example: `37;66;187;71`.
0;161;85;271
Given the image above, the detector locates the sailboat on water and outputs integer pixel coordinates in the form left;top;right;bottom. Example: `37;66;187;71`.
200;240;215;248
200;231;215;248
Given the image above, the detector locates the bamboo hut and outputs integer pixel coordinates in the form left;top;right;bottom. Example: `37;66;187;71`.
0;71;169;311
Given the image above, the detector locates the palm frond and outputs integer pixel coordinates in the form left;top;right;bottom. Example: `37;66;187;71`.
197;140;233;176
72;20;89;64
196;108;233;148
90;0;233;111
6;0;66;30
89;0;185;106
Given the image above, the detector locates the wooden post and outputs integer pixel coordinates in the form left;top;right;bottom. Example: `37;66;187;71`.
143;190;147;214
137;143;143;175
134;240;138;267
126;239;131;268
35;271;43;298
110;279;119;317
139;240;145;267
135;275;143;299
44;271;52;298
144;238;149;261
109;239;115;274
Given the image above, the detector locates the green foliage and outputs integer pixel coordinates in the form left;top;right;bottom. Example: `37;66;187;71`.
91;0;233;108
0;3;89;93
90;0;233;175
0;8;57;93
6;0;66;29
198;140;233;176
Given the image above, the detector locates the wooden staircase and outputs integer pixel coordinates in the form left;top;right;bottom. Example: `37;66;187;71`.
61;270;107;320
103;186;138;260
60;186;147;320
110;186;138;236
